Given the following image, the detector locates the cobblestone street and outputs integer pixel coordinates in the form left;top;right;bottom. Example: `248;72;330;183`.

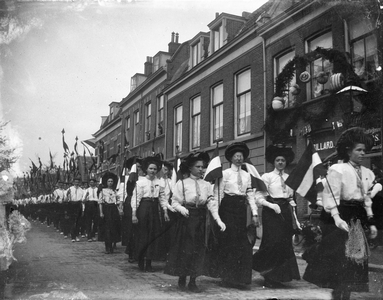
0;222;382;300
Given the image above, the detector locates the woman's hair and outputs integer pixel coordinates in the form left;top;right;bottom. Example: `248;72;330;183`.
336;127;374;161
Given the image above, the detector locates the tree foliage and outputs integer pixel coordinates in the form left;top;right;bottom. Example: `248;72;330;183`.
0;121;18;173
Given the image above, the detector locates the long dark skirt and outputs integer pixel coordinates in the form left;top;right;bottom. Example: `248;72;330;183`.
216;195;253;285
135;199;165;261
102;203;121;246
303;202;369;292
164;206;206;277
252;198;300;282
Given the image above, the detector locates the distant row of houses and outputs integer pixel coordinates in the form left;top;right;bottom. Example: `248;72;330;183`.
87;0;383;219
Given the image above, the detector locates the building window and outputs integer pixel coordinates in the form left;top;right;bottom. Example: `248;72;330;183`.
307;31;333;99
212;84;223;143
174;106;183;153
130;77;137;91
191;41;201;67
236;69;251;136
134;110;140;146
212;23;224;52
349;18;378;81
191;96;201;149
125;116;130;148
153;56;159;72
145;103;151;141
276;50;296;108
157;95;164;136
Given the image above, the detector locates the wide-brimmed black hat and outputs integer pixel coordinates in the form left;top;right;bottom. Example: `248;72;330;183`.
265;144;295;165
142;155;162;172
162;160;174;172
101;171;118;189
179;151;210;174
124;156;143;169
225;142;250;162
336;127;374;161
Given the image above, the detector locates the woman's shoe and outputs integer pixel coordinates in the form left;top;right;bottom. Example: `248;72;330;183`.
188;282;201;293
178;276;186;290
263;278;286;288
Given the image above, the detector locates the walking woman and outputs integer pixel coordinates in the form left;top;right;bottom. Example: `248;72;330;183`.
99;175;122;254
252;144;300;287
131;156;167;272
164;151;225;292
212;142;262;290
303;127;378;300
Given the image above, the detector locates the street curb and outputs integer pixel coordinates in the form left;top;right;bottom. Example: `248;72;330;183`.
253;246;383;273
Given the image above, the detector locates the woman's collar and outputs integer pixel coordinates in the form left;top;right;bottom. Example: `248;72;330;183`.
230;164;241;172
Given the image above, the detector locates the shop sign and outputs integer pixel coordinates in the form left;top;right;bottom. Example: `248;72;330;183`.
365;128;381;152
313;140;335;151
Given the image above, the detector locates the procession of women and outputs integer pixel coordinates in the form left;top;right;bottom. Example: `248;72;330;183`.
12;127;383;300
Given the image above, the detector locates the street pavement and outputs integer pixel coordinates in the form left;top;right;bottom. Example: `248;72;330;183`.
1;222;382;300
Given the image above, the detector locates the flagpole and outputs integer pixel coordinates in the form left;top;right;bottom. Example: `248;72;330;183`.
324;175;339;211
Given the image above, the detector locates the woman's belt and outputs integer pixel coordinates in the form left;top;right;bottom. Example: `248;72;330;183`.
223;193;246;200
340;200;364;207
104;202;117;206
141;197;159;202
267;196;290;205
185;202;206;209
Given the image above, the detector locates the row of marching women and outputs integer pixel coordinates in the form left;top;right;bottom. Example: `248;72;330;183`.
13;127;381;299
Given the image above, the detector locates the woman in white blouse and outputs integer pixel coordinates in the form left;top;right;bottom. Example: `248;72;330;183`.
303;127;378;300
164;151;225;293
212;142;261;290
131;156;168;272
252;144;300;288
99;176;121;254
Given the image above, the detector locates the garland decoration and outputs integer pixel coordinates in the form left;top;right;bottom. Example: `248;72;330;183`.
265;47;360;142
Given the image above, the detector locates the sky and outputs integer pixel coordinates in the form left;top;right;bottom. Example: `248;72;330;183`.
0;0;268;176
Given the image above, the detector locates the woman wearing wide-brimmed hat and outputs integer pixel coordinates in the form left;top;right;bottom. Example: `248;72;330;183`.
252;144;300;288
210;142;263;290
131;155;167;272
98;174;121;254
303;127;378;300
164;151;225;293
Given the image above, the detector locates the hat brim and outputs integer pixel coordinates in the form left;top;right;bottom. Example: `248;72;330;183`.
265;144;295;165
225;143;250;162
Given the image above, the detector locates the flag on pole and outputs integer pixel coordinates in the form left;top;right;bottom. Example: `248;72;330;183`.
203;142;222;184
171;156;182;188
285;141;328;205
74;136;79;157
49;150;54;169
62;129;70;154
244;158;268;192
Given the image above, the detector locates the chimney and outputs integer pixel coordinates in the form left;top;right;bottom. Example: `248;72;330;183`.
215;12;219;18
168;32;180;55
144;56;153;76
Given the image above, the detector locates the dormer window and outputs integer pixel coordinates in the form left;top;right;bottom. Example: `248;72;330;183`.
189;33;209;68
208;13;246;56
212;22;225;52
130;77;137;91
191;42;201;67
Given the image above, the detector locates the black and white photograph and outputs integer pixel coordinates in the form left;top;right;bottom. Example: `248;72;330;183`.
0;0;383;299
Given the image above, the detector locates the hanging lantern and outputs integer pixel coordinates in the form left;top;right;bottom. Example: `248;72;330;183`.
317;71;329;84
272;96;285;111
299;71;311;83
329;73;344;91
289;84;301;95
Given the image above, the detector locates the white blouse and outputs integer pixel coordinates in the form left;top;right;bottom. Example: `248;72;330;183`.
261;169;294;199
131;177;166;214
172;174;215;211
99;188;120;204
323;162;375;216
214;164;259;217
